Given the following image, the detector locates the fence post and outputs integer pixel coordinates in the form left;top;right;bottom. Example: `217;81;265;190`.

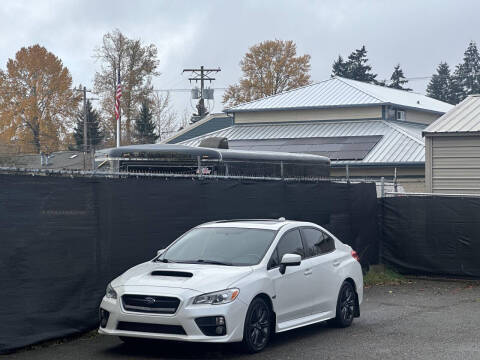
379;192;384;264
381;176;385;198
346;164;350;184
394;167;398;192
91;148;96;171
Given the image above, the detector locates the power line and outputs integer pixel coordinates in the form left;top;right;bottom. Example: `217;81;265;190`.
152;87;227;92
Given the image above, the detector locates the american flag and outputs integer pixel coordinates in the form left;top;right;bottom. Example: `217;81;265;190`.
115;69;122;121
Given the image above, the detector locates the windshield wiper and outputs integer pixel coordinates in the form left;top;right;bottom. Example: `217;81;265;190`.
158;259;233;266
193;259;233;266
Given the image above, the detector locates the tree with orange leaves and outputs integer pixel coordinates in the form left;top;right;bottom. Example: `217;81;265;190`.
0;45;79;153
223;40;311;107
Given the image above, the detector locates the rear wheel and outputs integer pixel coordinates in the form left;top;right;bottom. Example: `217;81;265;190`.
242;297;272;353
331;281;356;328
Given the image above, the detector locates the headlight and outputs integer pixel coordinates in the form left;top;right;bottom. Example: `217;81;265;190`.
106;283;117;299
193;288;240;305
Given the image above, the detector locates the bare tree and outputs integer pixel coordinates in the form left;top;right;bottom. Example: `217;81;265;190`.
179;108;191;131
93;29;159;145
150;92;177;141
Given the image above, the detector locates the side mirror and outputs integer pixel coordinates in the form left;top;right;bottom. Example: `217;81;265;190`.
157;249;166;256
279;253;301;274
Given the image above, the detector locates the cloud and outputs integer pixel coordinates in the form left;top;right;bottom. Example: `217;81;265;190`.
1;0;480;118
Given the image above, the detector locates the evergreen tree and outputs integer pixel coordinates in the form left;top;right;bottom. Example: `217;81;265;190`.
347;46;377;83
331;55;348;77
448;73;464;105
331;46;377;83
453;41;480;102
73;100;104;150
388;64;411;91
134;101;159;144
426;62;453;103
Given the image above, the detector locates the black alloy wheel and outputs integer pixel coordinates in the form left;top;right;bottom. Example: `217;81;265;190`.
242;297;271;353
332;281;356;327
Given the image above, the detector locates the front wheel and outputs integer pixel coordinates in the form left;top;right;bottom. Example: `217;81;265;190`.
331;281;356;328
241;297;272;353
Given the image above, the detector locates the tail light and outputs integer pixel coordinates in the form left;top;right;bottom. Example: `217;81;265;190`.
351;250;360;262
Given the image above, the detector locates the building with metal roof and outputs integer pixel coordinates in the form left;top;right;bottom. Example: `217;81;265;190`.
226;76;452;115
423;95;480;194
180;119;426;165
179;120;426;189
175;77;452;192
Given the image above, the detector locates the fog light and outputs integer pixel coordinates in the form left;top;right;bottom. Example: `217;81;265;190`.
215;326;225;335
99;308;110;328
195;316;227;336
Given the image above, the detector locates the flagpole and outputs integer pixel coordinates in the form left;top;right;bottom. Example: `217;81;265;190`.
116;68;121;148
116;113;121;148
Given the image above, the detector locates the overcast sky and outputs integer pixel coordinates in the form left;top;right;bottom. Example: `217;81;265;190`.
1;0;479;123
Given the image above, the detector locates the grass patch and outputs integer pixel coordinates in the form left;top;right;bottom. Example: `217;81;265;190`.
363;265;406;287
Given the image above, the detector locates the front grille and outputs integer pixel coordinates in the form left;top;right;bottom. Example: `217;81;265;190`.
122;294;180;314
117;321;186;335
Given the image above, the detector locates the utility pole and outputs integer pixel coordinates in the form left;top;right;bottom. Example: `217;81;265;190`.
183;66;221;119
75;87;92;170
75;87;97;170
75;87;94;151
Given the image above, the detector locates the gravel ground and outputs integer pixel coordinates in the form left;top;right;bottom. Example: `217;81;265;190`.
6;279;480;360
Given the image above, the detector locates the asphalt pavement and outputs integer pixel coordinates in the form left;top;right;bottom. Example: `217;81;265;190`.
6;279;480;360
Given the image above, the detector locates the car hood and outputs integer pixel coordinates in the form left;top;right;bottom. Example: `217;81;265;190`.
111;261;253;293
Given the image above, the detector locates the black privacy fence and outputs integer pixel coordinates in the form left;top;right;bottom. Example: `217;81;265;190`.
380;195;480;278
0;173;378;353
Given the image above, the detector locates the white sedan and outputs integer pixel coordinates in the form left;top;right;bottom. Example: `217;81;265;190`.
98;219;363;353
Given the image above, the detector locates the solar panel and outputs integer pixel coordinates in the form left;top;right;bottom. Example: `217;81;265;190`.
229;136;382;160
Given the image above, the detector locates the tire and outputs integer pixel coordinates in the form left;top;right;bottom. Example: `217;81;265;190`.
241;297;272;353
331;281;356;328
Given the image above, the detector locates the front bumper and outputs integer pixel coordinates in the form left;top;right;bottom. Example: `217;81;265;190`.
98;286;248;343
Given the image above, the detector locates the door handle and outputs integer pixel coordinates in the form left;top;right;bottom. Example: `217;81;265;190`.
333;260;341;267
304;269;312;276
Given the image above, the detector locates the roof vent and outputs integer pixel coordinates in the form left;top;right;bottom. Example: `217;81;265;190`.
151;271;193;278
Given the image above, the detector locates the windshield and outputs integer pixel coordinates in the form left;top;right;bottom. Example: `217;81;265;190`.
160;227;276;266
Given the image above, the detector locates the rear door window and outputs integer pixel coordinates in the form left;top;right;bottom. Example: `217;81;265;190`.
301;228;335;257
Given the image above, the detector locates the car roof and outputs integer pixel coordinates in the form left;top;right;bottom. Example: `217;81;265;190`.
199;219;316;231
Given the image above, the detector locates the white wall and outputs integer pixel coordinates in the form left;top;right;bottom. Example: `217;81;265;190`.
426;135;480;194
234;106;382;124
405;109;441;125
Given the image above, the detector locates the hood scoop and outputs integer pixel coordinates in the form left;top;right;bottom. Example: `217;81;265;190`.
151;270;193;278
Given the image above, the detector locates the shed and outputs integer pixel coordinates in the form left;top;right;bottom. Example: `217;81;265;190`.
423;95;480;194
